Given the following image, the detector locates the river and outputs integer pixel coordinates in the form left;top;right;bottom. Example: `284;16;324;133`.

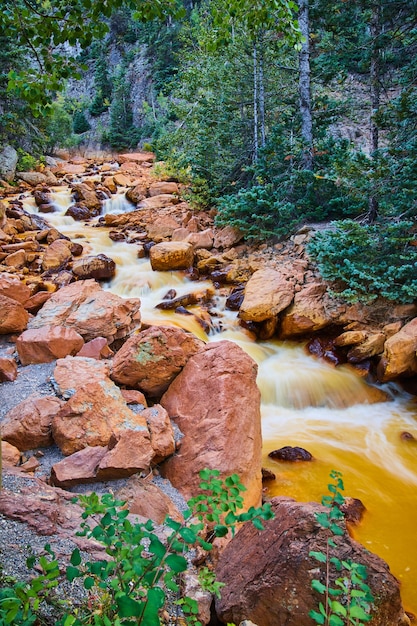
20;185;417;614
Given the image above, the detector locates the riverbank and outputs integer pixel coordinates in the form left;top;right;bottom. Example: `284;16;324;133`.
1;152;416;623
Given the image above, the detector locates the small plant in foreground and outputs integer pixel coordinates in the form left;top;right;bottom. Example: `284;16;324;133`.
0;469;272;626
0;544;63;625
309;471;374;626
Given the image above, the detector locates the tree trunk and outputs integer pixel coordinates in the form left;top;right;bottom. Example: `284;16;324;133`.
253;43;259;162
259;35;266;148
368;0;381;223
298;0;313;169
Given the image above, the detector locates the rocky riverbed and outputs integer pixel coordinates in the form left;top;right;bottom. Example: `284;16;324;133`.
0;151;415;624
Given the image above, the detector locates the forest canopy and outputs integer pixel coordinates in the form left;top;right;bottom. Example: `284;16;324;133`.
1;0;417;303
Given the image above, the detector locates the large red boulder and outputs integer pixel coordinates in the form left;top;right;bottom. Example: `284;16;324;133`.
2;395;65;450
160;341;262;511
111;326;204;396
51;379;151;455
27;279;141;342
215;497;408;626
53;356;111;398
16;326;84;365
239;269;294;323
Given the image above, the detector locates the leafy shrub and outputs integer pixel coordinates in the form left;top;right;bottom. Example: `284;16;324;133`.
215;184;300;240
0;470;274;626
308;219;417;303
16;149;38;172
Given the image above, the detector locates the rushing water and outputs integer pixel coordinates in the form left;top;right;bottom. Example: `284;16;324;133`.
20;187;417;613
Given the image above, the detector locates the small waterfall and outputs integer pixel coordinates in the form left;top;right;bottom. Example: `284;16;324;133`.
15;178;417;614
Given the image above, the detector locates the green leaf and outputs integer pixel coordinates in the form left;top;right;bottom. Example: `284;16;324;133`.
349;605;371;620
117;595;144;618
310;551;327;563
312;579;327;594
330;601;347;617
214;524;228;537
309;609;326;624
84;577;95;590
179;526;198;544
329;615;344;626
149;537;167;558
165;554;188;573
70;549;81;566
66;566;81;582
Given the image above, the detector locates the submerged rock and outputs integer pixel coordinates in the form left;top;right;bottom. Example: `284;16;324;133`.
268;446;313;462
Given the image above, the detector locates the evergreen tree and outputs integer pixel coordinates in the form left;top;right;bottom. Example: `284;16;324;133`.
90;50;113;117
105;66;138;149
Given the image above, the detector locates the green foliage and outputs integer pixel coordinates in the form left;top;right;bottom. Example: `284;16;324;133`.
215;184;298;240
72;110;91;135
308;220;417;303
309;471;374;626
103;65;139;150
16;149;38;172
89;50;113;117
0;544;65;625
0;470;273;626
0;0;184;116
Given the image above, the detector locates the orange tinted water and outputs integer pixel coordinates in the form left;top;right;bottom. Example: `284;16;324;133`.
257;342;417;616
21;191;417;614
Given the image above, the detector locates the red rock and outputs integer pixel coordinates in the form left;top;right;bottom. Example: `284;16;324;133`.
213;226;243;249
148;181;179;196
96;429;154;479
0;294;29;333
120;389;148;406
23;290;52;314
113;173;132;186
147;216;182;242
2;395;64;450
116;476;183;524
53;355;111;398
16;326;84;365
118;152;155;164
71;254;116;280
111;326;204;396
27;279;141;342
149;241;194;271
50;446;108;488
138;194;180;210
51;380;151;455
160;341;262;511
378;318;417;381
280;283;335;337
2;441;21;467
71;183;102;211
4;249;26;268
268;446;313;462
142;405;175;463
0;274;31;303
20;456;40;473
0;357;17;381
76;337;113;359
0;478;85;537
239;269;294;323
215;497;408;626
125;183;147;204
42;238;73;271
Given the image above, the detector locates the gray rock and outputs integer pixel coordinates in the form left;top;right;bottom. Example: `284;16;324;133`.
0;144;18;182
